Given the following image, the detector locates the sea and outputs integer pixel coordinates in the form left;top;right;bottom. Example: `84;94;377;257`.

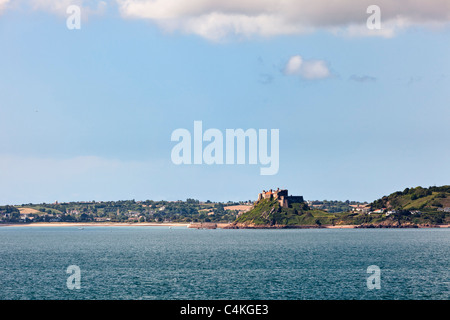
0;226;448;300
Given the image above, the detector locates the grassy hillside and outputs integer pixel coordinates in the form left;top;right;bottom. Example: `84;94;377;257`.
234;198;318;226
233;198;367;227
371;185;450;212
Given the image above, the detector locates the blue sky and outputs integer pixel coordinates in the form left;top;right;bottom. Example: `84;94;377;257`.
1;1;450;204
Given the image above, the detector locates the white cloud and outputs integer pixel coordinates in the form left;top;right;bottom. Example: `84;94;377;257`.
301;60;331;79
116;0;450;40
0;0;9;14
284;55;331;80
284;55;303;75
3;0;450;40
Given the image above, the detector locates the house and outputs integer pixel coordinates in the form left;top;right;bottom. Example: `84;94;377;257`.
128;211;140;217
20;214;34;221
19;212;36;220
385;209;401;216
350;204;371;214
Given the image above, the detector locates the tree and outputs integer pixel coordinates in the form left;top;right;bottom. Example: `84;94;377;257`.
79;213;90;222
10;212;20;222
431;200;443;208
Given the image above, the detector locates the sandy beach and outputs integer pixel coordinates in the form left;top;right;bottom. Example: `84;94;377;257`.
0;222;191;228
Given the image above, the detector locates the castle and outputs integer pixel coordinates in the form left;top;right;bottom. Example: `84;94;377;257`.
257;188;304;208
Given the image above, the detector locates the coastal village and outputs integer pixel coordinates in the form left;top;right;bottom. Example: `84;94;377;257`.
0;199;253;225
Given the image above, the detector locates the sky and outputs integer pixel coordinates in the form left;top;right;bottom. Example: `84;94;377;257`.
1;0;450;204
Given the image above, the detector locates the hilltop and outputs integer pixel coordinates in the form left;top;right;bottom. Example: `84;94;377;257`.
228;188;368;228
228;197;375;228
231;198;329;227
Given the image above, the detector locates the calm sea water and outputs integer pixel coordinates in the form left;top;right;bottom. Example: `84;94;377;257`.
0;227;448;300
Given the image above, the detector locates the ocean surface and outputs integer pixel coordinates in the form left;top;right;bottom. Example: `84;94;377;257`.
0;226;448;300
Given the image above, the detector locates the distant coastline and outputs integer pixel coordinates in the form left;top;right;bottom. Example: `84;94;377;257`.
3;186;449;228
1;222;449;229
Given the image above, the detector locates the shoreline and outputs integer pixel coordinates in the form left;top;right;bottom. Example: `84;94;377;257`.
224;223;450;229
1;222;448;229
0;222;191;228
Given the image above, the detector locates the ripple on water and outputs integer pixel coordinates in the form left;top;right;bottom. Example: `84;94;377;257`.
0;227;448;300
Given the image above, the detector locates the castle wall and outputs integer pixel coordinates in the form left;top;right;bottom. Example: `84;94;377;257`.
286;196;304;204
257;189;304;208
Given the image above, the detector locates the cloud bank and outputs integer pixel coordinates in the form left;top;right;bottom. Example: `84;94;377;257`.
2;1;450;39
116;0;450;40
